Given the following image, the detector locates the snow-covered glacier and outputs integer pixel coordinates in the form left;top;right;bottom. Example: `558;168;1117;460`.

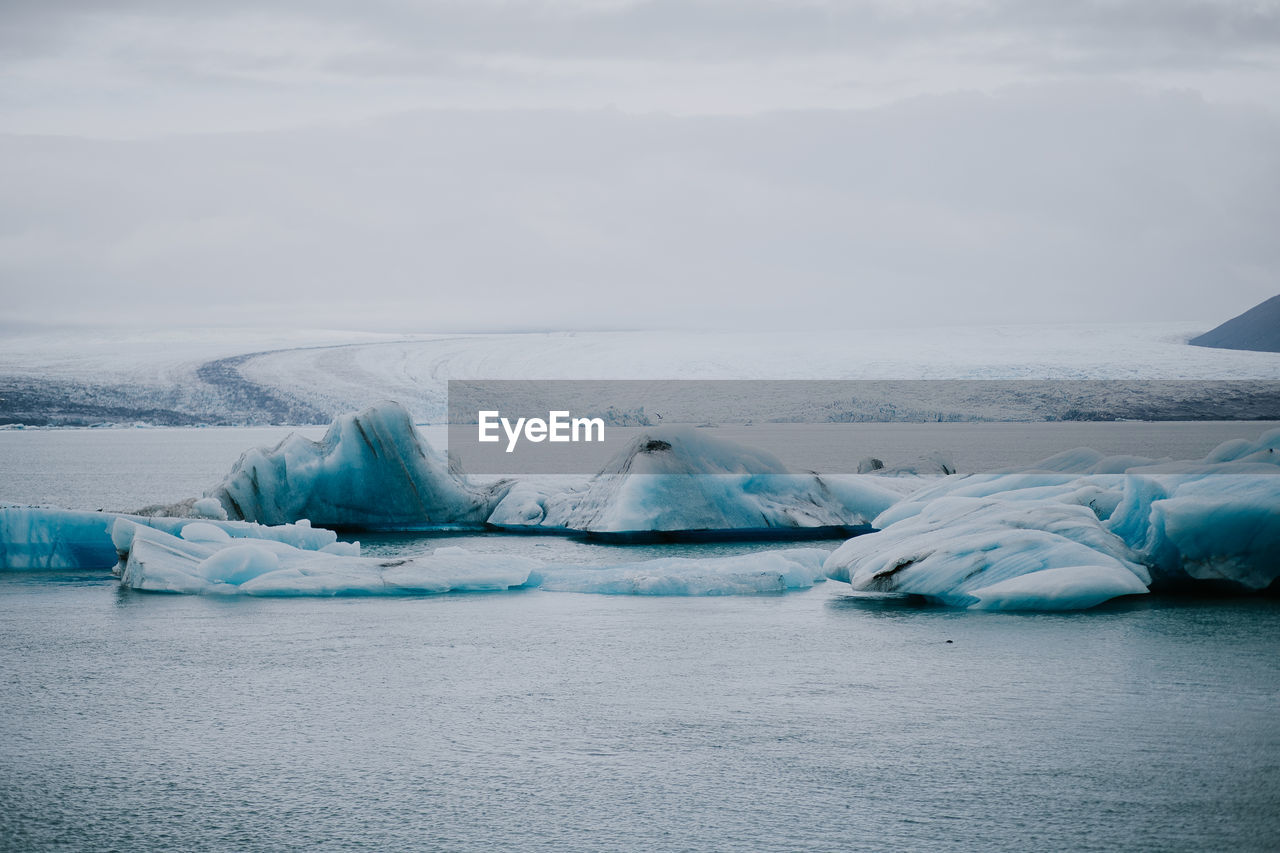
207;401;502;529
825;428;1280;609
6;322;1280;427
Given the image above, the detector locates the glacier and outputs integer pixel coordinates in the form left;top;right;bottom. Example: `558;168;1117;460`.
825;428;1280;609
6;322;1280;427
0;504;340;571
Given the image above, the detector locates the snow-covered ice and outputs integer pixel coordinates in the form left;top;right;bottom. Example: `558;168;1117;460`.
191;497;228;520
5;323;1279;426
233;323;1280;423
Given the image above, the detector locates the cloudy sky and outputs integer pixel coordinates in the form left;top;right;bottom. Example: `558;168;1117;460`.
2;0;1278;331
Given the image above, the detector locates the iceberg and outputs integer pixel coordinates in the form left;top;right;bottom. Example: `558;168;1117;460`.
0;506;120;570
533;548;830;595
207;401;502;529
488;428;899;538
825;497;1150;609
114;523;830;598
118;524;537;596
0;505;340;571
197;405;899;538
825;428;1280;609
117;523;831;597
109;516;340;558
965;565;1150;611
1107;472;1280;590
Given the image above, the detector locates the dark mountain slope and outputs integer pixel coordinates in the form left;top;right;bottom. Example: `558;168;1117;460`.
1190;294;1280;353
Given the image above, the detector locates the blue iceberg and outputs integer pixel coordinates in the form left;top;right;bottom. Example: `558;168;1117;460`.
208;401;501;529
825;428;1280;610
487;428;900;538
0;505;340;571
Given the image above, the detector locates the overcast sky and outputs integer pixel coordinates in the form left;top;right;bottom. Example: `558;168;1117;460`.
2;0;1278;331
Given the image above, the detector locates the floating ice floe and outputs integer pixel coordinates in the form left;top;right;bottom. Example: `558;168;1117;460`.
118;524;536;596
487;428;900;538
0;505;339;571
825;428;1280;609
115;523;830;597
207;401;503;529
532;548;830;595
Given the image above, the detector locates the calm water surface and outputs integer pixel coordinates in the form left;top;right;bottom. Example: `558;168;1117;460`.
1;573;1276;851
1;424;1278;851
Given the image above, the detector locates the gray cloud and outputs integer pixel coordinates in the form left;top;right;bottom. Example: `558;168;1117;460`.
1;85;1276;331
1;2;1276;333
4;1;1278;74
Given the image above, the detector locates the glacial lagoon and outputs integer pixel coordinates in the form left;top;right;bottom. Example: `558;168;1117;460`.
1;422;1277;850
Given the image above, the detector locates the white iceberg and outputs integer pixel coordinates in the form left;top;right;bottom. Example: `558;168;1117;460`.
825;428;1280;610
116;524;829;597
825;497;1150;609
118;524;537;596
207;401;501;529
965;565;1150;611
109;515;340;557
533;548;830;595
488;428;899;537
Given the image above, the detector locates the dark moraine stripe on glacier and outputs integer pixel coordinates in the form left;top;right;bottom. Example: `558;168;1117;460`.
0;348;332;427
195;352;331;425
0;376;196;427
